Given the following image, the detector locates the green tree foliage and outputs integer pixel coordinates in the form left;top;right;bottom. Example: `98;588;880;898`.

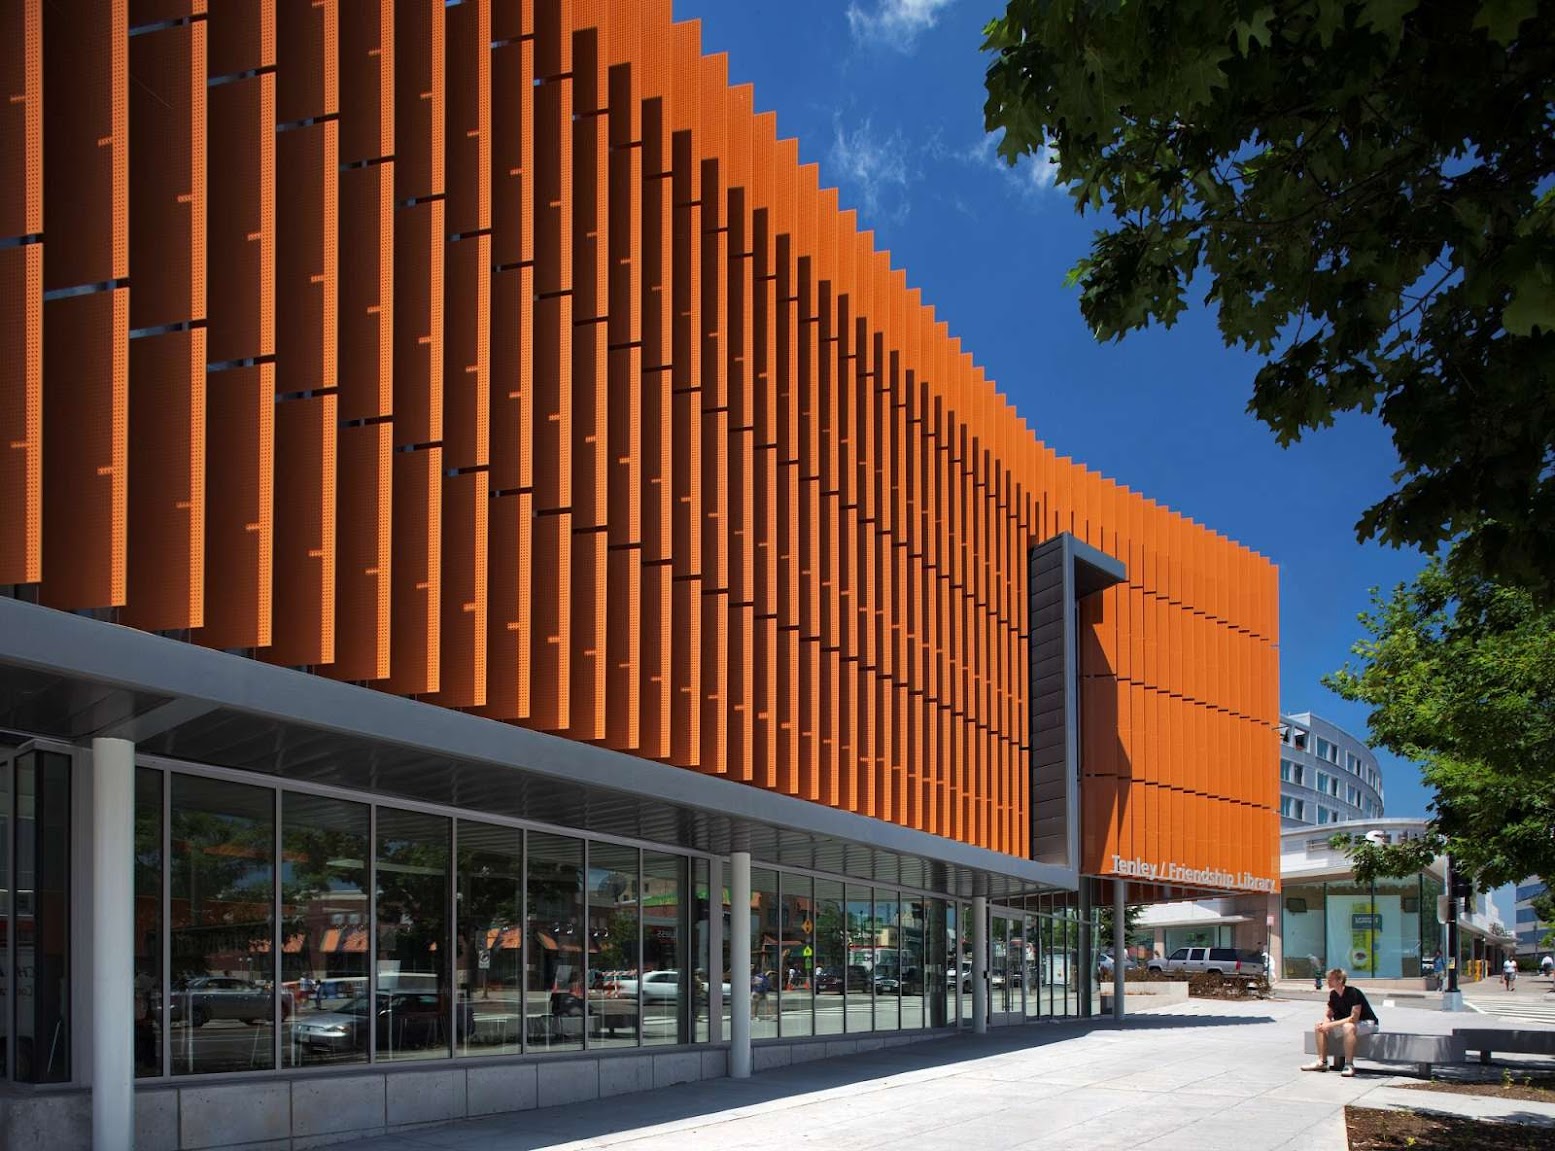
1324;555;1555;888
984;1;1555;595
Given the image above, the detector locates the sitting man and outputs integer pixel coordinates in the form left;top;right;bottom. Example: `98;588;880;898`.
1302;968;1379;1077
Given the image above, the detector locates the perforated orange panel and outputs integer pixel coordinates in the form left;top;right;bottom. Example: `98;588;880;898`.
123;329;205;631
196;365;274;650
0;245;42;585
40;289;128;610
2;3;1280;876
128;19;205;330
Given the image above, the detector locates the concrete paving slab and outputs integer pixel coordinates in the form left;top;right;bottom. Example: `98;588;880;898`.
329;996;1554;1151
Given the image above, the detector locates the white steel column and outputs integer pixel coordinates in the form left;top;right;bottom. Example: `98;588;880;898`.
1113;879;1127;1021
971;895;988;1034
92;737;135;1151
729;851;752;1077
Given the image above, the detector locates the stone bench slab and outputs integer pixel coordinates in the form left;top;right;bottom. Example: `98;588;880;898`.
1455;1028;1555;1062
1303;1030;1463;1077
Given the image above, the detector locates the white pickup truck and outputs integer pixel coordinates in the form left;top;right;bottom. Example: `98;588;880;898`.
1147;947;1266;978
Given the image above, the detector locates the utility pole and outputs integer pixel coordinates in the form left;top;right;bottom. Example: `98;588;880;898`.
1442;856;1464;1011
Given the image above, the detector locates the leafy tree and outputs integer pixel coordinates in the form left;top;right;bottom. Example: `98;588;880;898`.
1531;888;1555;949
983;0;1555;595
1324;554;1555;888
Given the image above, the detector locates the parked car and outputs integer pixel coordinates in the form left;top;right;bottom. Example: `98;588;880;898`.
1147;947;1265;977
290;991;460;1055
1096;952;1135;977
161;977;271;1028
815;964;873;993
612;970;730;1001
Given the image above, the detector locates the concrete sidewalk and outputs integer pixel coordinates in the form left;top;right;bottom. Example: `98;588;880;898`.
327;996;1551;1151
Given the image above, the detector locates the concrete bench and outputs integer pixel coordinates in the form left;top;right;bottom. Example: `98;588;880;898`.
1455;1028;1555;1063
1303;1030;1464;1078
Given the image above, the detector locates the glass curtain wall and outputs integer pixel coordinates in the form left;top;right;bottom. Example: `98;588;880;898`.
873;891;900;1029
590;842;641;1049
693;858;712;1043
456;821;525;1056
282;794;370;1067
1283;877;1442;982
643;850;690;1047
134;769;163;1077
374;809;450;1062
169;774;274;1075
526;832;584;1052
813;878;845;1036
749;867;779;1039
845;886;873;1033
1;757;9;1079
777;873;813;1038
901;895;925;1029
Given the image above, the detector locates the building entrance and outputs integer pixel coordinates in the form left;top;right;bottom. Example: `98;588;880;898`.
988;909;1028;1025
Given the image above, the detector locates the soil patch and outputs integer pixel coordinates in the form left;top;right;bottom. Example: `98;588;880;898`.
1397;1072;1555;1105
1346;1106;1551;1150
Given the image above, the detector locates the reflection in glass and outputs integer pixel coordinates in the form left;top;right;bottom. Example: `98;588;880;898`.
526;832;584;1051
375;808;450;1062
642;851;688;1046
750;868;778;1039
281;794;369;1067
778;873;813;1038
694;858;712;1043
1024;913;1043;1020
901;896;925;1029
873;891;900;1029
170;774;275;1075
959;902;973;1024
135;768;163;1076
15;752;71;1083
812;878;845;1036
590;842;640;1049
0;759;8;1078
844;887;873;1033
456;821;524;1057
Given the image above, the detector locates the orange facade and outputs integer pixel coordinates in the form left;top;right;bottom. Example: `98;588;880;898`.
0;0;1279;886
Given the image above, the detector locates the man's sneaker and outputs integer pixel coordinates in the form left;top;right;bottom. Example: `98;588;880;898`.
1339;1066;1356;1077
1300;1060;1328;1072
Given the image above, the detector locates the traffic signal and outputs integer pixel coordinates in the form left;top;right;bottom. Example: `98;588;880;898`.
1449;871;1474;901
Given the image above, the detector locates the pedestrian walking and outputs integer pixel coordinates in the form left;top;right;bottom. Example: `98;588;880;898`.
1501;956;1517;991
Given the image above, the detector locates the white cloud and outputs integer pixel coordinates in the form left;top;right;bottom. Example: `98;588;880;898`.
829;116;915;224
846;0;957;52
965;131;1064;199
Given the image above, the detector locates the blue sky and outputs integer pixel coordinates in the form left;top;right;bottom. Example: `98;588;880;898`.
670;0;1442;822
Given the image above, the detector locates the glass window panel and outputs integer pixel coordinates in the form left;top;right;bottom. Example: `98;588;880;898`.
642;851;687;1047
170;773;275;1075
135;768;163;1077
872;891;899;1030
900;895;925;1029
281;794;369;1068
777;873;813;1038
925;898;947;1028
14;752;71;1083
749;867;778;1039
374;808;450;1062
589;842;640;1049
693;858;712;1044
958;902;973;1024
844;886;873;1033
0;757;8;1079
526;832;584;1052
812;878;844;1036
456;821;524;1057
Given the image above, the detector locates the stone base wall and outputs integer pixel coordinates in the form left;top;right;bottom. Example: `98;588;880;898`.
2;1029;962;1149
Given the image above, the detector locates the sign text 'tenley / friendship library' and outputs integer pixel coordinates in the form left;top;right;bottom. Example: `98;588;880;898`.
1108;855;1278;893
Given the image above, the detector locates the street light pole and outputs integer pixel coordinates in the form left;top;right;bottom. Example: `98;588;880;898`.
1442;856;1463;1012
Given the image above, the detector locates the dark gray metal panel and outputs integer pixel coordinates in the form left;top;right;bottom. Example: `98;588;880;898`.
1028;536;1072;869
0;595;1073;902
1027;532;1127;872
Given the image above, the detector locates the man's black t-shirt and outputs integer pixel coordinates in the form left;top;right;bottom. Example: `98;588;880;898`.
1328;984;1378;1024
